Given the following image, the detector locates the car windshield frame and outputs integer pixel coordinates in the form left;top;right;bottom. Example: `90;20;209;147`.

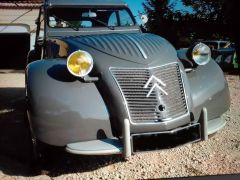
47;7;137;30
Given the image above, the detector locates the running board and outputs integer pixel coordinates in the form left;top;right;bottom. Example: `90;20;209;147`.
66;138;123;155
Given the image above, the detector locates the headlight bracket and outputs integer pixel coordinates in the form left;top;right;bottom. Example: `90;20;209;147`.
83;75;99;83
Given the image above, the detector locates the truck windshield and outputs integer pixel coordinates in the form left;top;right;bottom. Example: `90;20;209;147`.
48;7;136;29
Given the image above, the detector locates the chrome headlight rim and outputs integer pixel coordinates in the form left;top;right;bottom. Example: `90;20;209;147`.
192;42;211;66
67;50;94;78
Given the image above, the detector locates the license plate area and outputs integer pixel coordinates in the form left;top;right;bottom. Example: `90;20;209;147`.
132;123;201;152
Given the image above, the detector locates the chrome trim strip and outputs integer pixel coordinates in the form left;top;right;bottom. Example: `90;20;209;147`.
110;62;190;125
144;75;168;97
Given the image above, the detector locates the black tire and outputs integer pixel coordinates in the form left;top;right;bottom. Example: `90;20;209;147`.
25;100;65;171
209;132;217;139
28;133;55;173
25;108;51;172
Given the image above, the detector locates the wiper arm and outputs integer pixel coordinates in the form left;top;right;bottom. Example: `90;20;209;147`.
88;17;115;30
52;15;79;31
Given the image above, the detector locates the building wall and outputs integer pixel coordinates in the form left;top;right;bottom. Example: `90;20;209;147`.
0;9;39;30
0;9;39;48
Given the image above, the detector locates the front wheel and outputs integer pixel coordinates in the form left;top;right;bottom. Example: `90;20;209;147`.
25;110;50;171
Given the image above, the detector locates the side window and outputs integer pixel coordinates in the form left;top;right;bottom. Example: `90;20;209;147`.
220;42;227;48
108;12;118;26
215;55;223;63
206;42;217;50
224;55;233;64
119;9;134;26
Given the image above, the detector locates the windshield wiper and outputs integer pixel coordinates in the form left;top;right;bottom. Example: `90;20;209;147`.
88;17;115;30
52;15;79;31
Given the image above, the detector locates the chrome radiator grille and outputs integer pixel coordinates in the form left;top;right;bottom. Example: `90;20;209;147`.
111;63;188;123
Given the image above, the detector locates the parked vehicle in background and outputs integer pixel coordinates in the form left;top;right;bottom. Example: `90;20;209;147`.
201;40;230;51
212;42;238;72
26;0;230;161
198;40;238;71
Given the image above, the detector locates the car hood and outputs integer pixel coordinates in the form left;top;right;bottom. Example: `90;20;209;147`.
49;33;178;66
45;33;188;135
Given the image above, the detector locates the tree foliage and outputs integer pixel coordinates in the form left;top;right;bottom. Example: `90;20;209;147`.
143;0;174;34
182;0;224;23
143;0;227;48
143;0;185;47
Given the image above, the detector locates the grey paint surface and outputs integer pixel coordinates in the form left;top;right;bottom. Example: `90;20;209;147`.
66;138;123;155
27;60;113;146
27;34;230;145
187;60;230;121
62;33;175;62
26;0;230;148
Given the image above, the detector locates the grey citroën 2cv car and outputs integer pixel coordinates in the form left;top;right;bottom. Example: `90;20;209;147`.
26;0;230;159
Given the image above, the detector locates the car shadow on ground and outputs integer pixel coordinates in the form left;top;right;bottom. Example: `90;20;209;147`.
0;87;122;177
0;87;32;176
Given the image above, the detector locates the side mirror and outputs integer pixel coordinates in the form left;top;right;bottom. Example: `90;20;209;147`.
141;14;148;25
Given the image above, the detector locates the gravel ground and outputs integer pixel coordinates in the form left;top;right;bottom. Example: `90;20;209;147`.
0;70;239;179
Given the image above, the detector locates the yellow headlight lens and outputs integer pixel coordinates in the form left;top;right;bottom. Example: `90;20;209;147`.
67;50;93;77
192;43;211;66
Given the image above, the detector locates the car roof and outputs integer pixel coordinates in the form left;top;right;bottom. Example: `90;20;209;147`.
46;0;128;7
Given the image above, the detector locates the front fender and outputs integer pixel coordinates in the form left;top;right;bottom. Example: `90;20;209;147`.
188;60;230;121
26;59;113;146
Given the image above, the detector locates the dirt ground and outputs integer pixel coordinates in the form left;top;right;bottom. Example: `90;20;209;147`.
0;69;239;179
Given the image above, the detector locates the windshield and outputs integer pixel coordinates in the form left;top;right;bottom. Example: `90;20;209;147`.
48;7;136;29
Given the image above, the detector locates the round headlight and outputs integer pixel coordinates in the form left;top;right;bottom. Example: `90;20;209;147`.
192;43;211;65
67;50;93;77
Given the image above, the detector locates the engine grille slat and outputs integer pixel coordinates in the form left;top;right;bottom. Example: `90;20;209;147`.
116;77;150;80
130;110;160;113
111;63;188;123
129;106;158;109
128;101;159;105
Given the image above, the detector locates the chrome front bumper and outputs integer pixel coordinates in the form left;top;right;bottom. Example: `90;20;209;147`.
66;107;226;159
